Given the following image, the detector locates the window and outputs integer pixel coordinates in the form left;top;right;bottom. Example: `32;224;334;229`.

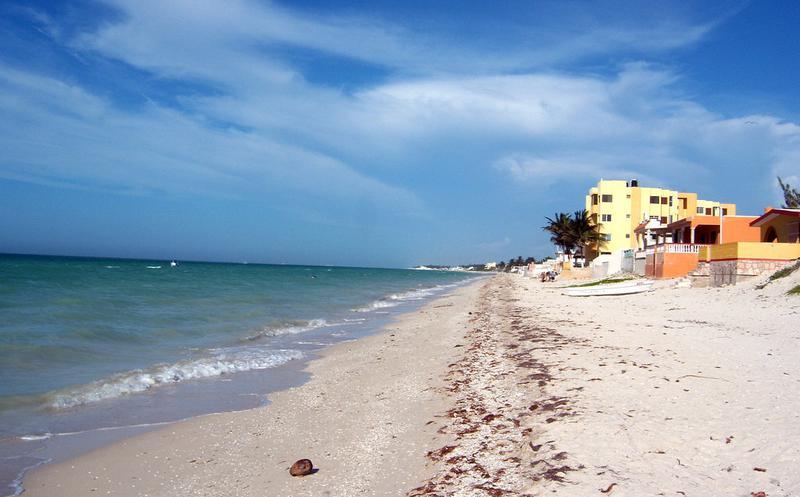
722;208;728;216
661;196;668;205
669;215;673;223
697;207;704;214
650;215;659;220
626;213;631;218
660;216;668;225
601;233;612;241
680;197;687;209
625;234;630;238
705;208;712;215
592;194;598;205
601;214;612;222
650;196;660;204
669;196;673;207
626;194;631;199
601;194;613;202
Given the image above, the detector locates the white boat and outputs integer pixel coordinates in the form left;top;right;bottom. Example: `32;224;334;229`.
562;280;653;297
170;260;178;267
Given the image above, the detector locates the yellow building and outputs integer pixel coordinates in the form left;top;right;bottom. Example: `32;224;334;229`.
584;179;736;256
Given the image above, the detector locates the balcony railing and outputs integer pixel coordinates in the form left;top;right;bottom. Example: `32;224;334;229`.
635;243;707;257
654;243;707;254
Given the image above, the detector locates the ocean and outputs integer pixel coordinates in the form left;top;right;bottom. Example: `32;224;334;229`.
0;254;482;496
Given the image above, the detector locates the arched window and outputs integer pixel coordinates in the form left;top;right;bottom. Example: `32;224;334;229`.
764;226;779;242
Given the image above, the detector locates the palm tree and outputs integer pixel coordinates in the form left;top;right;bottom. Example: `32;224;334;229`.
778;177;800;208
571;209;604;257
543;210;604;259
543;212;577;256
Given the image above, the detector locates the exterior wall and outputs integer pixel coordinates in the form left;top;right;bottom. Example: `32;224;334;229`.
709;259;795;287
633;257;646;276
653;252;699;279
720;216;760;243
701;242;800;262
677;192;696;220
645;253;655;277
759;217;800;243
584;179;737;259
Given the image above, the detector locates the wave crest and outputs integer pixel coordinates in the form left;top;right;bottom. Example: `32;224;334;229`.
48;348;303;409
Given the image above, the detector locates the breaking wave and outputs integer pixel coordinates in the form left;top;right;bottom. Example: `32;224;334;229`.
353;283;458;313
47;348;303;409
241;318;330;342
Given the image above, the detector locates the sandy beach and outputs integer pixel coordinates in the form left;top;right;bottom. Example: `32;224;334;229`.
24;270;800;496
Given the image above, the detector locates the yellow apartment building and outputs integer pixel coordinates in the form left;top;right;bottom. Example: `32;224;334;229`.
584;179;736;256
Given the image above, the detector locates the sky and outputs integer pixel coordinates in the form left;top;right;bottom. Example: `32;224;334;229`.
1;0;799;267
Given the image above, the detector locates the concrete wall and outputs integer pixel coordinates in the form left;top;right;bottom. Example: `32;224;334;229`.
721;216;760;243
653;252;699;279
700;242;800;262
709;259;795;287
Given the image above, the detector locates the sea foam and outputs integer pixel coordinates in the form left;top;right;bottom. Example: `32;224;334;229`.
48;348;303;409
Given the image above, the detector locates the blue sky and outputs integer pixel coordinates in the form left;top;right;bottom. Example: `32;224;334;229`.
1;0;799;267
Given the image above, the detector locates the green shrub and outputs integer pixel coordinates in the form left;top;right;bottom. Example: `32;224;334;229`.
770;259;800;281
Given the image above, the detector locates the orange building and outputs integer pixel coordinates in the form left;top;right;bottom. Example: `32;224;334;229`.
751;208;800;243
642;216;759;279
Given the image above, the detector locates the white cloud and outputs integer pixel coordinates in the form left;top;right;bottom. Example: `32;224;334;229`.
0;65;424;217
4;0;798;227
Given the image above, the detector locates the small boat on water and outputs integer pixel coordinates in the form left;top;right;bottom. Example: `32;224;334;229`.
562;280;653;297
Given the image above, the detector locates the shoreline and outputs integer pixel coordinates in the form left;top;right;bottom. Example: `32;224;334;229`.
21;271;800;496
22;277;488;496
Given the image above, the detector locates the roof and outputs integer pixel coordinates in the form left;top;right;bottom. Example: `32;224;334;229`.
666;215;720;231
750;208;800;227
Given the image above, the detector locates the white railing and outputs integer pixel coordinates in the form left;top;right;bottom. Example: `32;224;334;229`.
654;243;707;254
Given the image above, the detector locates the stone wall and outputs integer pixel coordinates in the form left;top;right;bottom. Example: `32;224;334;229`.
709;259;793;287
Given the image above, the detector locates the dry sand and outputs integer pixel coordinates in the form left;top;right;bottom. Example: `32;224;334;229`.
24;269;800;497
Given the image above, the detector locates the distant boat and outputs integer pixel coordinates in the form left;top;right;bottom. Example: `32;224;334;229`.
170;261;178;267
563;280;653;297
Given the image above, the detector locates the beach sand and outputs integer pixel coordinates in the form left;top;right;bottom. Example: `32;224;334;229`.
24;270;800;496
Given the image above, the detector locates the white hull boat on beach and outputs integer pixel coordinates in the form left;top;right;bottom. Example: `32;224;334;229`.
562;280;654;297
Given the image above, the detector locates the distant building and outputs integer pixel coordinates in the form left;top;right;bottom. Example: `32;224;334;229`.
485;262;498;270
584;179;736;258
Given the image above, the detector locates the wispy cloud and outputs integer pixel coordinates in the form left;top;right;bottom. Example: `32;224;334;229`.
2;0;796;262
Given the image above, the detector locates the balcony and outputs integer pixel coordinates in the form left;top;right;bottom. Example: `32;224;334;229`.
654;243;707;254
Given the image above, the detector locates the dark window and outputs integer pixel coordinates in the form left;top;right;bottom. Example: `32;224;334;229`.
697;207;704;214
601;194;613;203
625;234;631;238
680;197;688;209
705;208;712;215
669;196;673;206
592;194;598;205
722;208;728;216
650;196;660;204
601;214;612;222
660;216;667;224
661;196;668;205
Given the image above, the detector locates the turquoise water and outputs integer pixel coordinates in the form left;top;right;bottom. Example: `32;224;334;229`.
0;254;479;415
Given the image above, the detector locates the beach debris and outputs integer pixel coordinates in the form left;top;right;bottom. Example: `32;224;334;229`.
753;467;767;472
600;482;617;493
751;492;767;497
289;459;314;476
